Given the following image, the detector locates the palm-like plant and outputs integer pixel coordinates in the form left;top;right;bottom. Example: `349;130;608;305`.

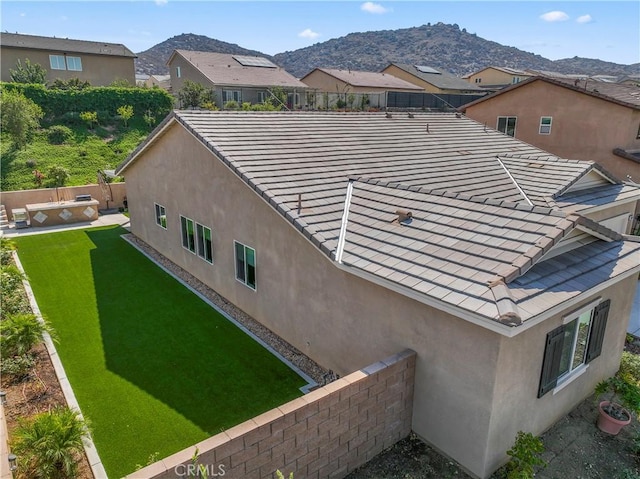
11;407;90;479
0;313;55;357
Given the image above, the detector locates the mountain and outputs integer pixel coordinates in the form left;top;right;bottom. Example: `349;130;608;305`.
135;33;273;75
135;25;638;79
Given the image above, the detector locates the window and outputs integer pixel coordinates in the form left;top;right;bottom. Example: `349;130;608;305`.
539;117;553;135
176;66;181;78
180;216;195;253
66;56;82;71
234;241;256;290
497;116;517;137
512;76;521;84
196;223;213;263
223;90;241;103
49;55;66;70
475;78;482;84
154;203;167;229
258;91;266;103
538;299;610;397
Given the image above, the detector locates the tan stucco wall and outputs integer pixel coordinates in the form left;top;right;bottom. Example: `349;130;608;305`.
466;68;531;87
122;122;639;478
167;55;214;103
0;46;135;86
464;80;640;182
485;276;636;476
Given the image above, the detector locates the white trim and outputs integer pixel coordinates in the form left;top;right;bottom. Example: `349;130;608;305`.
496;115;517;137
575;224;614;242
553;364;589;394
562;297;602;324
539;116;552;135
115;117;177;175
570;196;640;216
496;156;533;206
335;180;354;264
154;202;167;229
196;222;214;264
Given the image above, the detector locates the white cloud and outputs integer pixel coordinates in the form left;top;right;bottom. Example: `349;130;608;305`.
361;2;391;14
576;14;593;24
540;11;570;22
298;28;320;40
155;0;168;5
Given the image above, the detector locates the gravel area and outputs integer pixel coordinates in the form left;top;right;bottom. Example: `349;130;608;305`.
123;233;332;386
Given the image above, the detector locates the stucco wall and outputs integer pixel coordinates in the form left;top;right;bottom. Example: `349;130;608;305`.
301;70;417;94
482;277;636;477
464;80;640;181
0;46;135;85
466;69;531;88
127;350;415;479
123;121;639;478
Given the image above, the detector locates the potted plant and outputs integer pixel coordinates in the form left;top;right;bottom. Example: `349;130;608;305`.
595;357;640;435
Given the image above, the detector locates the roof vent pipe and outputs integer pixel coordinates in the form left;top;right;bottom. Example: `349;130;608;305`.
396;209;413;223
426;123;430;133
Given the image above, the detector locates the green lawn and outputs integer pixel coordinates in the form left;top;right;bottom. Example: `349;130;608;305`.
15;226;306;478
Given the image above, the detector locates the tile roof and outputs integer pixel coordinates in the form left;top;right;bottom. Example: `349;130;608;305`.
118;110;640;328
303;68;424;90
169;50;308;89
386;63;484;91
460;76;640;111
0;32;136;58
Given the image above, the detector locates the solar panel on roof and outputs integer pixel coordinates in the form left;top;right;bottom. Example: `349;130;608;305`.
233;55;277;68
414;65;441;74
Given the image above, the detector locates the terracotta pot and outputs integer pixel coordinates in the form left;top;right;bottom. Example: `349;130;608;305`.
597;401;631;435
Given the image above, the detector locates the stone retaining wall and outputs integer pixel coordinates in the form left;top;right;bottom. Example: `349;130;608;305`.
128;349;416;479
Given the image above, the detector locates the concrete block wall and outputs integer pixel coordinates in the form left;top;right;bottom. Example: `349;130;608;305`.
128;349;416;479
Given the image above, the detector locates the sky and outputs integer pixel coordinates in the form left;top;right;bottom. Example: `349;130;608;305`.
1;1;638;65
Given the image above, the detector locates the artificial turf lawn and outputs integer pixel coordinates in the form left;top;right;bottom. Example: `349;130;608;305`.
15;226;306;478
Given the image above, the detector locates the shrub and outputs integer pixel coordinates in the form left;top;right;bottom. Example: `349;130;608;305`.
0;354;36;381
47;165;70;187
0;237;17;265
79;111;98;129
0;264;26;293
224;100;239;110
0;313;54;357
11;407;90;479
47;125;74;145
505;431;546;479
620;351;640;386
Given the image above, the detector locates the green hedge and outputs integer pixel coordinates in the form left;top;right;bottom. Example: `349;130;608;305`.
1;83;174;119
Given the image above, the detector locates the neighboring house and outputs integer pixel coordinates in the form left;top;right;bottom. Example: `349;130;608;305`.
381;63;485;94
145;74;171;90
300;68;424;94
0;32;136;86
460;76;640;182
465;66;532;89
619;75;640;87
116;110;640;479
167;50;308;108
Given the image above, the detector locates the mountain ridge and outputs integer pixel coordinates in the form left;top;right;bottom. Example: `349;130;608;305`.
135;23;638;79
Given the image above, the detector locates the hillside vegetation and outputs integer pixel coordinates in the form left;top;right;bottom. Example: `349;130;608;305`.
136;23;638;78
1;118;153;191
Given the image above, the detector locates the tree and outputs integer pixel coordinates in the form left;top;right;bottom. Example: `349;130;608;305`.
9;59;47;84
0;88;43;148
11;407;90;479
79;111;98;129
110;78;132;88
178;80;216;109
117;105;134;127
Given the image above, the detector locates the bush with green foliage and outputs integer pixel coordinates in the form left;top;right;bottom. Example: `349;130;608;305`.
0;354;36;380
1;82;174;120
178;80;216;109
117;105;134;127
50;78;91;90
47;125;74;145
224;100;239;110
11;407;90;479
0;88;44;148
505;431;546;479
0;313;54;357
1;264;26;294
79;111;98;129
47;164;70;188
1;237;17;265
10;59;47;84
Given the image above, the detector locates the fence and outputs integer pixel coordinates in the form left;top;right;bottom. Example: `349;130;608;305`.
129;349;416;479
